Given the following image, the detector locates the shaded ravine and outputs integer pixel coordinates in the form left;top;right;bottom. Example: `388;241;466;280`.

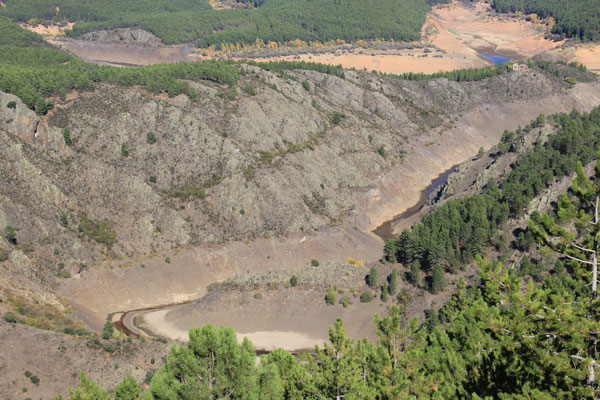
372;164;457;240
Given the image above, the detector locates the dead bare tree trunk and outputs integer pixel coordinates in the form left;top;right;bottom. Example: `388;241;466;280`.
593;195;599;299
590;196;599;394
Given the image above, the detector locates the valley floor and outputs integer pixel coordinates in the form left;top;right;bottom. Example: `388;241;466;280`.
27;1;600;74
59;81;600;350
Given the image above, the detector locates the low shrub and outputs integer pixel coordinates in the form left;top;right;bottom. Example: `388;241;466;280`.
147;131;157;144
325;289;336;305
3;312;17;323
360;291;374;303
339;296;352;308
243;83;256;96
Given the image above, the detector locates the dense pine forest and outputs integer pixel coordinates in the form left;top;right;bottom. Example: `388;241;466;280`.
55;107;600;397
0;0;450;46
0;0;212;22
2;0;599;45
493;0;600;41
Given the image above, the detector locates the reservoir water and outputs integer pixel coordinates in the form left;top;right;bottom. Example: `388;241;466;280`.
479;52;512;65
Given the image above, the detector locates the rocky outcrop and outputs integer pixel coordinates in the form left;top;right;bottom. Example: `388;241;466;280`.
80;28;164;46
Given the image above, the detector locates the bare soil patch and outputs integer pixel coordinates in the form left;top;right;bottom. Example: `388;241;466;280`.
574;45;600;72
427;2;561;58
134;257;480;352
248;50;486;75
542;43;600;73
49;37;192;66
0;320;166;400
20;22;74;37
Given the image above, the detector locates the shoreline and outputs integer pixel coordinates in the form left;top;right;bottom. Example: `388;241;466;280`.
372;164;458;240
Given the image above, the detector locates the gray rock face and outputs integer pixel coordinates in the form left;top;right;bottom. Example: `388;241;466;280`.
0;65;599;296
80;28;163;46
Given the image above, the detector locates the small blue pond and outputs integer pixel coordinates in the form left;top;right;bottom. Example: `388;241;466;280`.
479;52;512;65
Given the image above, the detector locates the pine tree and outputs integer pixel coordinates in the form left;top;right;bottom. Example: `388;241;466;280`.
114;376;140;400
409;260;420;286
64;372;111;400
430;264;445;294
388;268;398;295
262;349;313;399
256;363;284;400
381;283;389;302
366;266;378;289
305;319;378;399
383;239;397;262
63;127;72;146
374;305;423;397
102;321;114;340
146;325;261;399
530;157;600;391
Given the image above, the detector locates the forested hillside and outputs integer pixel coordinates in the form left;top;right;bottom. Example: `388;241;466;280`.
0;18;351;114
388;58;587;82
0;0;212;22
385;107;600;282
0;0;450;46
493;0;600;41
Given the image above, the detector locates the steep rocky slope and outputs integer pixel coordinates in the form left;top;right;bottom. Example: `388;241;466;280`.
1;64;600;327
147;101;600;355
